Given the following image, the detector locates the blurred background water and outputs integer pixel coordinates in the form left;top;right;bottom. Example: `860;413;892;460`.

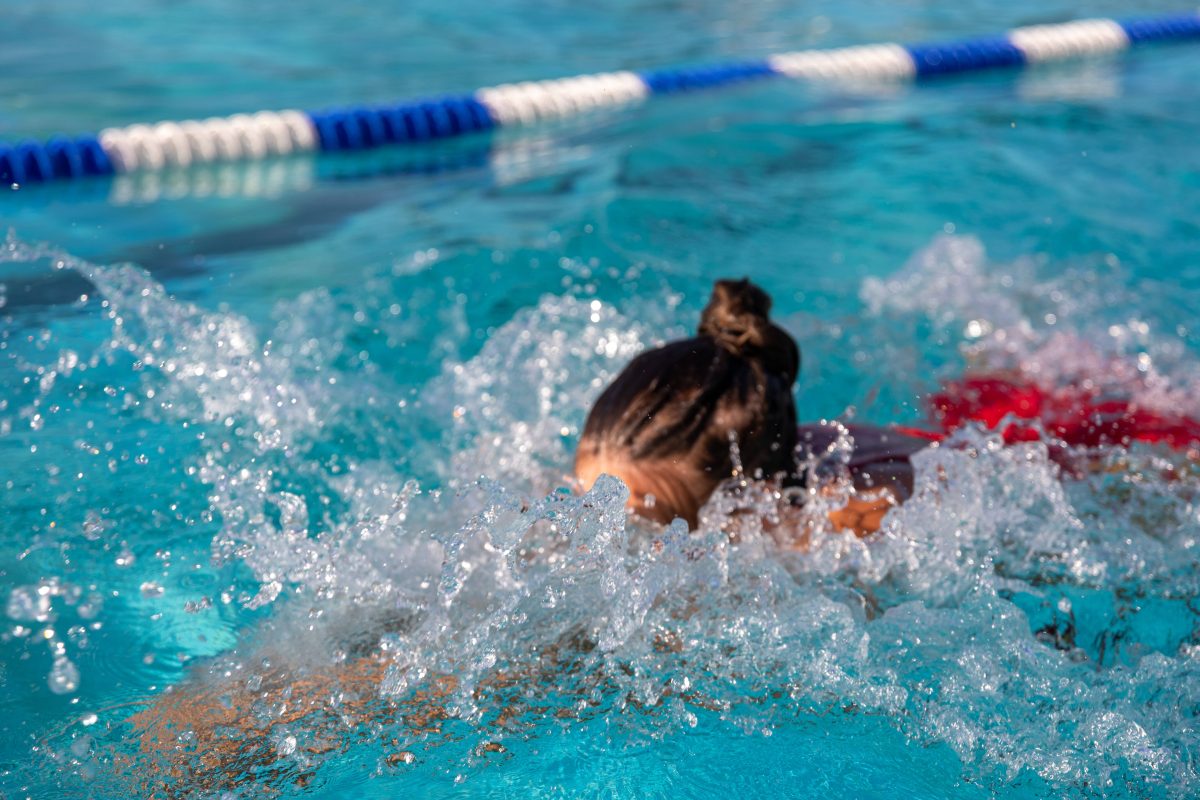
2;1;1200;797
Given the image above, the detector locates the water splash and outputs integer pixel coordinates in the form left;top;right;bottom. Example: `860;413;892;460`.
3;234;1199;798
862;233;1200;419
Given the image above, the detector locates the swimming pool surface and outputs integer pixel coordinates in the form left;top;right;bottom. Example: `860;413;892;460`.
3;1;1200;797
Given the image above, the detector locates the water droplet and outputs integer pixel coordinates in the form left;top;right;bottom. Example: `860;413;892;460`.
275;734;296;756
81;513;112;544
70;734;92;758
48;656;80;694
76;592;103;620
6;586;51;622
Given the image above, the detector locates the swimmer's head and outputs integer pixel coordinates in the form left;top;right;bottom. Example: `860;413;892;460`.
574;278;799;528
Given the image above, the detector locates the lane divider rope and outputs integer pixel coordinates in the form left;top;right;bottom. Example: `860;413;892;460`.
4;11;1199;185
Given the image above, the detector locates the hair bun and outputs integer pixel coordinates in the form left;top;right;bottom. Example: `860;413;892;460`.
698;278;799;382
698;278;773;351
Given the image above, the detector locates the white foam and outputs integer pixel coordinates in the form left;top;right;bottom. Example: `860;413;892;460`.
862;233;1200;419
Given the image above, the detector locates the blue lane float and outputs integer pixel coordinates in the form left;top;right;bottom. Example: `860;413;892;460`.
906;37;1027;77
4;11;1200;185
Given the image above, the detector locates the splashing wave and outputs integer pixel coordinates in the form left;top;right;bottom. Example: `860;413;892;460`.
3;234;1198;798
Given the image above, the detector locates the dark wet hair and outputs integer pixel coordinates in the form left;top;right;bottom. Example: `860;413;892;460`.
575;279;800;527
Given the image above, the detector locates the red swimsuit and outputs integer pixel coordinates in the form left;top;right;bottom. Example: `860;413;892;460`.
801;374;1200;495
929;376;1200;451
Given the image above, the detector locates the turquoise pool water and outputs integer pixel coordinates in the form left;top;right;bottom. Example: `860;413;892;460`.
4;1;1200;797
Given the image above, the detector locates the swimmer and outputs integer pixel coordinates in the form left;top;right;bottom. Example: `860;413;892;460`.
574;277;1200;537
574;278;929;537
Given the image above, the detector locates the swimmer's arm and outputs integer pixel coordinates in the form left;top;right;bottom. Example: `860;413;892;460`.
125;638;586;791
125;631;725;793
125;653;456;794
825;489;896;537
772;485;897;548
